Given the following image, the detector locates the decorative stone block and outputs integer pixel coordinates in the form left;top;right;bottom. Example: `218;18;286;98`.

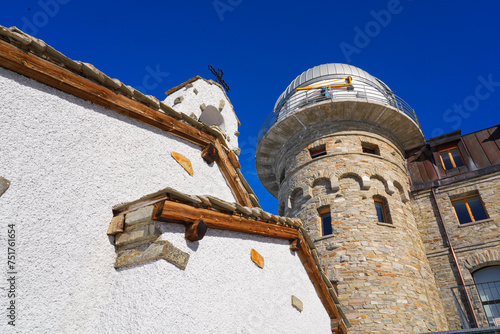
115;240;189;270
251;248;264;268
171;151;194;176
107;215;124;235
115;224;160;248
218;99;225;111
0;177;11;197
125;205;154;227
291;295;303;312
173;96;184;105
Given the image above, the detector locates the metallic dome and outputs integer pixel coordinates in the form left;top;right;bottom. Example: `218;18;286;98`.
274;63;392;112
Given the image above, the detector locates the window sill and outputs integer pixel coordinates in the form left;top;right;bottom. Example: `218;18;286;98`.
458;218;493;228
314;234;336;242
377;222;395;228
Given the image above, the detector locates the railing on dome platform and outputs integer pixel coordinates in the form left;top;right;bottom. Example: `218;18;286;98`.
257;74;421;146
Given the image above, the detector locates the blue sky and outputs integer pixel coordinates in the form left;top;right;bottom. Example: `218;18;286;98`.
2;1;499;213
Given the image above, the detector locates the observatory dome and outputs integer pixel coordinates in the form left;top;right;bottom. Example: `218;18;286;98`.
274;63;395;118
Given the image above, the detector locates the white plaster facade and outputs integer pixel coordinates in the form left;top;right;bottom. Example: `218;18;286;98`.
0;67;332;333
163;78;240;151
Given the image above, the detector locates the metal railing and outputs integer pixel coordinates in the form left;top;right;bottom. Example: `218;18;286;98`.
257;75;421;146
451;281;500;329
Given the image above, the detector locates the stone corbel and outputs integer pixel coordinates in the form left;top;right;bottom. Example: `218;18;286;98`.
386;180;396;195
330;176;340;192
302;185;313;201
361;176;371;190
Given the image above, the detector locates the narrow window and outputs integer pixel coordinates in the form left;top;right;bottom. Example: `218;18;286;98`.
452;194;488;224
374;200;386;223
439;146;464;170
309;144;327;159
362;142;380;155
374;196;392;224
319;206;332;236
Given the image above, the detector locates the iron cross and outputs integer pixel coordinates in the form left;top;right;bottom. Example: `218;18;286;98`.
208;65;230;92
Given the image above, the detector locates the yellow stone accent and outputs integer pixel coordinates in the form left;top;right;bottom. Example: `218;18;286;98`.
251;248;264;268
171;151;194;175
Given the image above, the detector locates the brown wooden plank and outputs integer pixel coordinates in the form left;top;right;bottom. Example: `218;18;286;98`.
475;130;500;165
339;320;348;334
407;162;424;185
156;200;298;240
227;150;241;169
416;160;431;182
297;234;342;322
214;139;253;207
463;133;490;169
0;39;214;147
423;159;438;181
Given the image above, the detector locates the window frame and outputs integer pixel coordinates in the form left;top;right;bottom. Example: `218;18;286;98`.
472;266;500;326
373;196;393;226
318;206;333;236
374;199;387;223
362;142;380;155
309;144;327;159
438;145;465;170
452;194;489;225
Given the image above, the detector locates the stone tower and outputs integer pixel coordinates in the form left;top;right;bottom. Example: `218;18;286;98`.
256;64;448;333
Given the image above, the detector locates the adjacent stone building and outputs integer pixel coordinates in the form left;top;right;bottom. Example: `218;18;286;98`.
256;64;500;333
409;128;500;330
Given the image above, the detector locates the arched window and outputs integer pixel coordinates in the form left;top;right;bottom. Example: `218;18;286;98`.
473;266;500;326
198;105;225;131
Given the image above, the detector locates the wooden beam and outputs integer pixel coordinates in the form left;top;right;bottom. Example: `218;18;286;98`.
155;198;345;331
185;219;208;242
201;143;218;164
155;200;298;240
290;238;301;251
214;139;253;207
0;39;214;147
297;234;342;323
0;39;256;207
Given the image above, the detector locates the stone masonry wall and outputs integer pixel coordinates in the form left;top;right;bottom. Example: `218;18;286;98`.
411;172;500;329
277;123;448;333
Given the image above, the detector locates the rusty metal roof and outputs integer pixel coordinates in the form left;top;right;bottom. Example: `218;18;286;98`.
407;125;500;190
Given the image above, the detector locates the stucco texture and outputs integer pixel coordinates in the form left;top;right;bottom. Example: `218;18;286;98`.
164;78;239;151
0;67;306;333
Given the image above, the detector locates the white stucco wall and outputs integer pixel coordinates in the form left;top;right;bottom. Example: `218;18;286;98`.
0;67;331;333
164;78;240;151
109;225;332;334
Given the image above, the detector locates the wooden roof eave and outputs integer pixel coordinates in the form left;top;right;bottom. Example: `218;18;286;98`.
0;30;254;207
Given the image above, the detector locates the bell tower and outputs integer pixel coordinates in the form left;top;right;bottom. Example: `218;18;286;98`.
256;64;448;333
